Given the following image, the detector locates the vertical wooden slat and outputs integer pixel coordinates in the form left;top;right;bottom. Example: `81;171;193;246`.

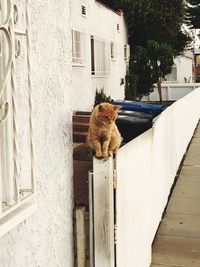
93;157;115;267
75;207;86;267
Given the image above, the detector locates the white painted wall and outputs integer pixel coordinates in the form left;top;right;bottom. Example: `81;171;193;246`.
175;53;193;83
71;0;128;111
0;1;73;267
116;87;200;266
165;51;193;84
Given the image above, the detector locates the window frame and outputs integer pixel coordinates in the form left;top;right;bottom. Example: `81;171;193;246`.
111;41;117;61
124;44;130;62
72;29;85;67
91;35;111;77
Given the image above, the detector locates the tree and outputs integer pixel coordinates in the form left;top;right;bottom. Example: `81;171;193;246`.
132;41;174;102
101;0;191;55
185;0;200;29
147;41;174;102
100;0;191;99
125;66;138;100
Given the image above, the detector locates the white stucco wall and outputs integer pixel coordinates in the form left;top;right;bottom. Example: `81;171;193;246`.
0;1;73;267
71;0;128;111
165;52;193;84
175;53;193;83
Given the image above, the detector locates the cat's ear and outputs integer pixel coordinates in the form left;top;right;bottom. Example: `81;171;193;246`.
113;105;122;110
98;104;105;112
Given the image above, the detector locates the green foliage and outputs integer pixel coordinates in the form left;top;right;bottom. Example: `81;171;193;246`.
130;41;174;99
125;68;138;100
185;0;200;29
131;47;155;97
94;89;113;106
146;41;174;81
100;0;191;98
101;0;191;54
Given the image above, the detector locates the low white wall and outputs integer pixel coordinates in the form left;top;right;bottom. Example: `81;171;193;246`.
116;87;200;266
142;83;200;101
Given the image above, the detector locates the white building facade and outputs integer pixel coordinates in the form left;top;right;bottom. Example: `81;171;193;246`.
165;50;193;83
71;0;129;111
0;1;73;266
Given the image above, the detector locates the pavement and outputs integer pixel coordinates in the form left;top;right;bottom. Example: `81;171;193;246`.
151;122;200;267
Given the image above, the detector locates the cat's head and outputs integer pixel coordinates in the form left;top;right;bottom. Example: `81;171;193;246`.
95;102;122;125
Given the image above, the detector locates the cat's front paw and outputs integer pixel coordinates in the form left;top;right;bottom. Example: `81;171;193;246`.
95;151;102;158
102;151;109;158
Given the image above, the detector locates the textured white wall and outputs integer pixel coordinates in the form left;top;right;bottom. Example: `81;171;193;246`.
175;54;193;83
0;1;73;267
71;0;128;111
165;52;193;84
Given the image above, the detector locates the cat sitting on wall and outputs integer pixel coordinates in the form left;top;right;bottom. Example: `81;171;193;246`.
88;102;122;158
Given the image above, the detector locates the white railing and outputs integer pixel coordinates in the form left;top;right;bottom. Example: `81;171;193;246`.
90;87;200;267
142;83;200;101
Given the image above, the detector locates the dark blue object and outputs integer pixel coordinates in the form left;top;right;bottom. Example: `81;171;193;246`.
116;113;152;143
113;101;166;116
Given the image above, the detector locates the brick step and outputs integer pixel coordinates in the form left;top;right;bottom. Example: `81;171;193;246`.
73;115;90;124
73;122;89;132
73;131;88;143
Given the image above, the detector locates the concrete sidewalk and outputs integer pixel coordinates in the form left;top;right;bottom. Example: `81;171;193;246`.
151;122;200;267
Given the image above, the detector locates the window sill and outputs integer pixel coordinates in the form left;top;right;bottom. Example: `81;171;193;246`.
72;63;85;67
0;199;37;238
91;75;110;78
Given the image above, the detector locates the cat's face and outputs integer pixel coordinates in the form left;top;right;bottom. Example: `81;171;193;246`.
95;103;121;125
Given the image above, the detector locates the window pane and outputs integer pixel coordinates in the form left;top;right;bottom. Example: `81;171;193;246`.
72;30;85;64
91;36;110;76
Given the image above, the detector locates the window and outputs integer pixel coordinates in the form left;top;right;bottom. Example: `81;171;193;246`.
91;36;110;76
0;1;36;237
111;42;117;60
124;44;130;62
72;30;85;65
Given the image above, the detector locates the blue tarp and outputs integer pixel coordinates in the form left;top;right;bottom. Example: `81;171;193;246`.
112;101;166;116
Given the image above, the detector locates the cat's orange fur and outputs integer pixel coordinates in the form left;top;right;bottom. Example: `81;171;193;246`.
88;102;122;158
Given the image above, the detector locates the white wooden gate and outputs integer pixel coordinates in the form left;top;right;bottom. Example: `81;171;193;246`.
89;157;115;267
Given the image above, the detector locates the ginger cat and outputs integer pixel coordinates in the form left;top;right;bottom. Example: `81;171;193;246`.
88;102;122;158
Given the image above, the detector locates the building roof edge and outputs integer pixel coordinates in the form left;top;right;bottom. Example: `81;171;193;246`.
95;1;124;16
